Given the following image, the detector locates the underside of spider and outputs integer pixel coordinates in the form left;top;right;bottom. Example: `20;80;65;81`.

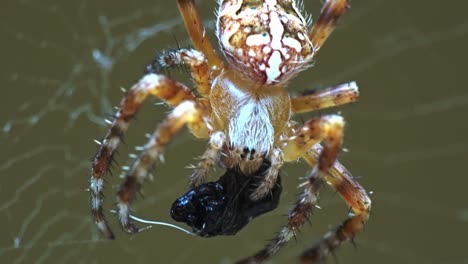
89;0;371;263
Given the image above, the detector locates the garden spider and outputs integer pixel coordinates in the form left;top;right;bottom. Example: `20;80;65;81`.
90;0;372;263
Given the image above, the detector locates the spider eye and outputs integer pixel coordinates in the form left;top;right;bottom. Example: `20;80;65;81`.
170;168;282;237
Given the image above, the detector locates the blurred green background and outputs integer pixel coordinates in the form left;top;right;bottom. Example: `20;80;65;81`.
1;0;467;263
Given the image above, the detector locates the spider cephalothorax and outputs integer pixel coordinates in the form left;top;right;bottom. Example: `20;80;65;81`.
90;0;371;263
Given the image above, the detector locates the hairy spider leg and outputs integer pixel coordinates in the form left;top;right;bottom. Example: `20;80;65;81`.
148;49;212;97
299;145;371;263
90;73;197;239
237;115;347;263
250;148;284;201
190;131;226;187
177;0;224;73
309;0;351;53
117;100;210;234
291;81;360;114
250;81;360;201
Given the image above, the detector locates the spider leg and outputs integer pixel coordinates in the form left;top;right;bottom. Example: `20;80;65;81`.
237;115;346;263
190;131;226;187
117;100;210;234
90;73;197;239
300;145;371;263
177;0;224;73
146;48;212;97
250;148;284;201
291;81;359;114
309;0;351;54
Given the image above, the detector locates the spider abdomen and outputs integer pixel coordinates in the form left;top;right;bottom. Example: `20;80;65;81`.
217;0;314;84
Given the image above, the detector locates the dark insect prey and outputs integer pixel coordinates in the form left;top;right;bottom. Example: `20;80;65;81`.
171;165;282;237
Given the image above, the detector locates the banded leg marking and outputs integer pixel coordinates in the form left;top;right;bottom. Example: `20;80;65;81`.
309;0;351;54
146;48;212;97
90;73;196;239
116;101;209;233
237;115;346;263
300;145;371;263
190;131;226;187
177;0;224;72
291;81;359;114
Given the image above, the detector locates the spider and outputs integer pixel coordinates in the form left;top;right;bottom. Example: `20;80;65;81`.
89;0;372;263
